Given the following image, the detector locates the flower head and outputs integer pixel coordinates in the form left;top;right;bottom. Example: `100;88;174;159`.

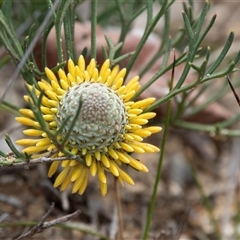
16;56;161;195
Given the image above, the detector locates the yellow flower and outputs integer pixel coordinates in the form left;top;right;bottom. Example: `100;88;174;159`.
16;56;161;196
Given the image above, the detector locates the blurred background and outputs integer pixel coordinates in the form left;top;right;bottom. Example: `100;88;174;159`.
0;1;240;239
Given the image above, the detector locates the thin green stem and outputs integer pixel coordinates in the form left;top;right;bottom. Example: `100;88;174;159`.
142;56;175;239
55;1;72;64
132;52;187;101
139;8;171;77
174;119;240;137
5;134;25;159
63;0;76;61
145;58;239;113
0;100;20;116
125;0;169;79
91;0;98;59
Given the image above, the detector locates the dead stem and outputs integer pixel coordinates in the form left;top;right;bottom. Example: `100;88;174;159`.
15;203;81;240
115;178;123;240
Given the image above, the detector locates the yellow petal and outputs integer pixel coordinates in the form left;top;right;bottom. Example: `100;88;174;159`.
100;182;107;196
16;117;37;127
82;148;87;155
109;161;119;177
45;67;58;82
48;100;58;107
130;118;148;125
38;81;50;92
78;169;88;194
128;157;143;171
60;79;69;90
125;76;140;91
124;90;136;101
112;77;123;89
116;85;125;95
72;167;86;193
128;144;145;153
69;160;78;166
144;126;162;133
138;162;149;172
127;133;143;142
118;167;134;185
71;165;83;181
70;148;79;155
106;76;113;86
101;69;111;83
108;148;118;160
61;160;70;167
110;65;119;79
53;167;70;188
67;73;75;85
23;129;44;136
86;59;96;78
47;144;57;151
131;98;155;109
137;112;156;120
78;178;88;195
22;145;48;154
48;161;60;177
36;138;51;147
124;134;134;141
49;121;57;127
45;90;58;101
16;139;40;146
68;59;75;79
90;159;97;176
132;129;151;137
97;162;107;183
133;141;160;152
127;124;142;130
100;59;110;78
51;80;60;91
43;114;55;121
94;151;101;161
120;142;134;152
128;109;143;115
116;151;130;164
92;68;99;81
101;154;110;168
83;70;90;81
78;55;85;72
85;154;92;166
19;109;34;118
75;67;84;81
58;68;68;82
60;171;72;191
41;106;52;114
50;108;58;114
113;68;126;84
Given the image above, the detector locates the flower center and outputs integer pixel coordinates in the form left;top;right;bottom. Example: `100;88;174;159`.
55;82;128;152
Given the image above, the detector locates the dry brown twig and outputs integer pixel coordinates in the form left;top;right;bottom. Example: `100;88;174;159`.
0;154;81;171
15;203;81;240
115;178;123;240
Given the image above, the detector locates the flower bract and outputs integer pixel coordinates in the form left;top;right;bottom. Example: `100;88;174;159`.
16;56;161;196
